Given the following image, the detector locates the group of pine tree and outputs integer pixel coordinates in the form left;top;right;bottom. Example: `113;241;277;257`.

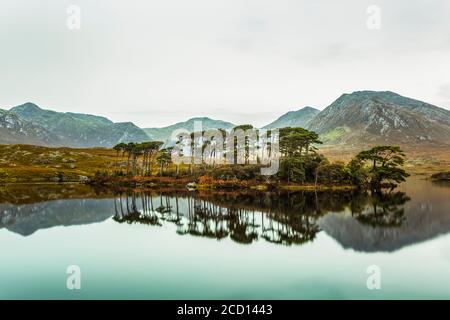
109;125;409;190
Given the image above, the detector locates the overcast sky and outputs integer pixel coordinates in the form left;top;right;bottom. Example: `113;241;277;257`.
1;0;449;128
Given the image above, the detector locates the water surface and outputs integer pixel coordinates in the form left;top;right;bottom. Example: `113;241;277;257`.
1;177;449;299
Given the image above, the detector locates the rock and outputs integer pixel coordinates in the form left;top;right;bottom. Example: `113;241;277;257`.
431;172;450;181
48;151;62;158
78;175;90;183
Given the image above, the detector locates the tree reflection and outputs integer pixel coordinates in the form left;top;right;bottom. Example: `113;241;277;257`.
351;191;410;227
113;191;161;226
112;188;410;245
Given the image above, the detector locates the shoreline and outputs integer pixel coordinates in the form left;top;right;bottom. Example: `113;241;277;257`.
84;174;361;191
1;172;445;190
0;176;358;191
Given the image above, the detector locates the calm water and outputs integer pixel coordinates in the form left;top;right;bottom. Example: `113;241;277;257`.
1;177;450;299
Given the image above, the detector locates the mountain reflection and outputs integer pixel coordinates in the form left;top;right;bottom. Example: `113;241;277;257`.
112;189;410;246
2;178;449;252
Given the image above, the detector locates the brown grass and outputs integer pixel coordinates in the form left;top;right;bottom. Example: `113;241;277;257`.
1;143;449;184
0;144;117;182
318;144;450;175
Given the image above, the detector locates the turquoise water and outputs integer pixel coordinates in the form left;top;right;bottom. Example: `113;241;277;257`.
0;177;449;299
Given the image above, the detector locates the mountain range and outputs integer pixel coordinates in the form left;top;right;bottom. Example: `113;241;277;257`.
1;91;450;148
2;103;149;147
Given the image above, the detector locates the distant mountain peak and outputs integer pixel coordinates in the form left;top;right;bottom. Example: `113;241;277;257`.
182;116;231;124
12;102;42;113
302;106;320;111
189;116;213;121
307;90;450;146
262;106;320;129
334;90;429;106
342;90;396;96
19;102;41;108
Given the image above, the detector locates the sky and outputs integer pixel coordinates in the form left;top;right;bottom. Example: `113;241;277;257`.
1;0;450;128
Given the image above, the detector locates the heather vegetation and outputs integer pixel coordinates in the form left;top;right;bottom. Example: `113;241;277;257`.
94;126;410;191
0;144;116;183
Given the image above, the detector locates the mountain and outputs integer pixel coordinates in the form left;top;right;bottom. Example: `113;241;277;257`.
143;117;236;145
0;108;59;146
9;102;149;147
0;198;114;236
262;106;320;129
307;91;450;146
4;91;450;149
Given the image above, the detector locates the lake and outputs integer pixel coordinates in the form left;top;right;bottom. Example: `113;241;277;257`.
1;176;449;299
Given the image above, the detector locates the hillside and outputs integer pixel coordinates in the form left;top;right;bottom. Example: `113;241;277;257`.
307;91;450;146
9;102;149;147
263;106;320;129
0;144;116;183
0;108;59;146
144;117;236;145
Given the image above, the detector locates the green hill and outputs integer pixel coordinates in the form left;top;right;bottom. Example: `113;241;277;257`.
9;102;149;147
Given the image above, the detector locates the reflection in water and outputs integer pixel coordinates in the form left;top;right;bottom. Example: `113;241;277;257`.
351;192;410;227
0;184;114;236
1;177;449;252
320;177;450;252
1;178;450;299
111;189;410;246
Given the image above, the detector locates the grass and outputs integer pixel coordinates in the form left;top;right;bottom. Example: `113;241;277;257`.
320;126;351;143
2;143;449;185
0;144;117;183
318;144;450;175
